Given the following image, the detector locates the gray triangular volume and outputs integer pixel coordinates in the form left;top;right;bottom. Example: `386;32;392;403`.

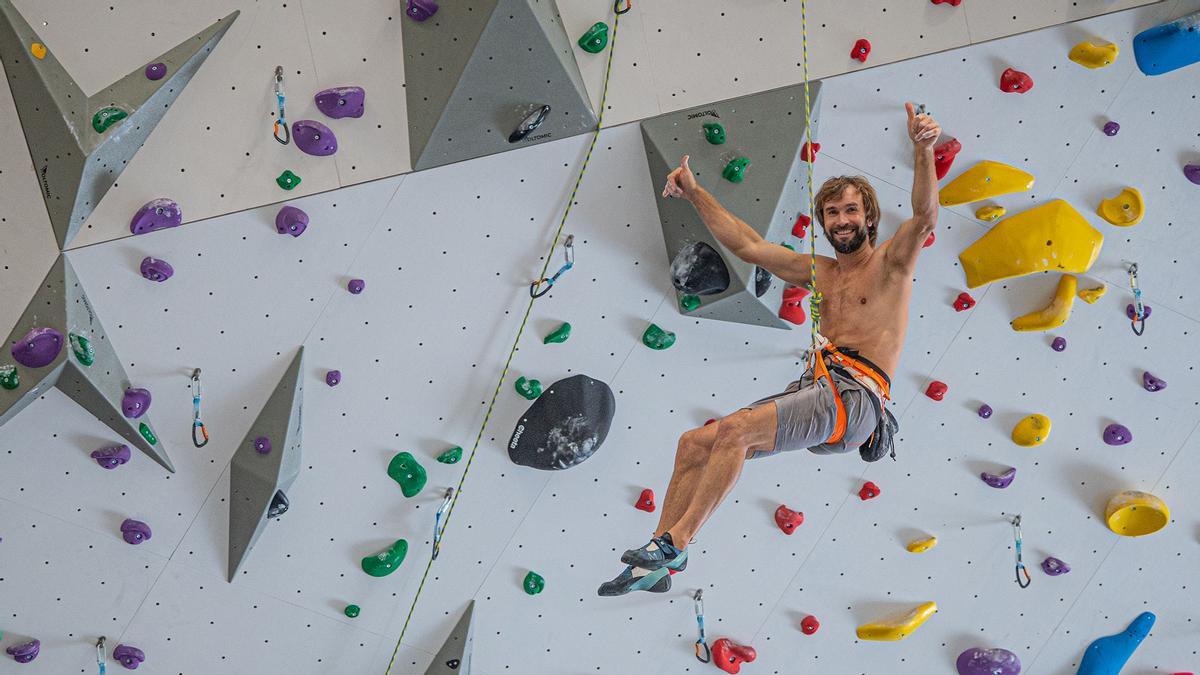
227;347;304;581
641;81;823;329
402;0;597;171
0;254;174;472
0;2;238;249
425;600;475;674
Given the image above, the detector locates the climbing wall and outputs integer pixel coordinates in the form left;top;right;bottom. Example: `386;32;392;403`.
2;0;1199;674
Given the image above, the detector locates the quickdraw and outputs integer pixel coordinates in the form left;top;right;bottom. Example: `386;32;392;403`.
1126;261;1146;336
273;66;290;145
529;234;574;299
432;488;454;560
96;636;107;675
1010;514;1031;588
693;589;710;663
191;368;209;448
615;0;632;14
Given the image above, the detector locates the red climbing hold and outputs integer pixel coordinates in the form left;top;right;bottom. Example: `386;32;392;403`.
704;418;717;426
858;481;881;501
635;488;656;512
791;213;811;238
923;231;935;248
851;39;872;63
712;638;757;674
774;504;804;535
779;286;809;325
801;615;821;635
953;292;976;312
801;141;820;163
925;380;948;401
933;138;962;180
931;0;961;5
1000;68;1034;93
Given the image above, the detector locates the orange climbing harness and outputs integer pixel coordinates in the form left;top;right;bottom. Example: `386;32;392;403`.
807;335;891;444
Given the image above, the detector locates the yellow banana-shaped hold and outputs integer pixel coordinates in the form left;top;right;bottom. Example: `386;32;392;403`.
1069;41;1119;69
856;601;938;641
1011;274;1077;332
906;536;937;553
1097;187;1144;226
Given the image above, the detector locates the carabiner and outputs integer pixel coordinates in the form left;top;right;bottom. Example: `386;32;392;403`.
530;234;575;299
1126;261;1146;336
273;66;290;145
432;487;454;560
615;0;632;15
1010;514;1031;589
191;368;209;448
693;589;710;663
97;636;107;675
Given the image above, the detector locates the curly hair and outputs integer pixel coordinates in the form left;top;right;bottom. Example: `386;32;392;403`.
813;176;881;247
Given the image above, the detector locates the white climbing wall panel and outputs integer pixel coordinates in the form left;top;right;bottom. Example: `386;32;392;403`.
1;0;1199;674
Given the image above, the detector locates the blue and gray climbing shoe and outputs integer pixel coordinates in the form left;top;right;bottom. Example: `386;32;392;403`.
597;564;671;597
620;532;687;572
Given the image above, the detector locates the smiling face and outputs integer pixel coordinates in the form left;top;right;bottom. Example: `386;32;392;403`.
814;176;880;254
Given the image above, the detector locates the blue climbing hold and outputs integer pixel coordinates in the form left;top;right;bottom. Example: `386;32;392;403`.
1075;611;1155;675
1133;11;1200;76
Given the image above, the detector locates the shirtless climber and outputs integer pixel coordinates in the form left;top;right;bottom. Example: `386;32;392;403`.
599;103;942;596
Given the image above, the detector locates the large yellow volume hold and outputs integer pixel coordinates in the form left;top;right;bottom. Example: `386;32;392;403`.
1011;274;1077;332
958;200;1103;288
1097;187;1144;226
855;601;938;641
939;161;1035;206
1069;41;1119;68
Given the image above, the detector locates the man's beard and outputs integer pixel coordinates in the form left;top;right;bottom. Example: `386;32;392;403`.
824;225;867;254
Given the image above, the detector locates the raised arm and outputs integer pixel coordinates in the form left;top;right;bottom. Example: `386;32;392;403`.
885;103;941;273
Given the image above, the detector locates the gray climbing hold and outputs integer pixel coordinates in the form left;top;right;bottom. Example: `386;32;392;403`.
508;374;615;470
267;490;289;518
425;600;474;674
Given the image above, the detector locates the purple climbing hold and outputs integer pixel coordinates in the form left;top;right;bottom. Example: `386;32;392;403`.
120;518;152;545
406;0;439;21
91;444;132;469
1103;423;1132;445
254;436;272;455
315;86;365;119
1103;121;1120;136
1184;164;1200;186
1126;303;1151;320
113;644;146;670
275;205;309;237
129;198;182;235
326;370;341;387
292;120;338;156
144;62;166;80
977;404;993;419
122;388;152;419
348;278;365;294
1142;371;1166;392
980;466;1016;489
140;257;174;282
956;647;1020;675
11;326;64;368
1041;556;1071;576
1051;337;1067;352
6;639;40;664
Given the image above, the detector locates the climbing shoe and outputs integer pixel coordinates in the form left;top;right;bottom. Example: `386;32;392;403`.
620;533;687;572
597;564;671;597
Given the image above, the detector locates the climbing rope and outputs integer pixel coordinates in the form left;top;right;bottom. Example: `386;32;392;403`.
191;368;209;448
1010;514;1031;588
799;0;822;354
272;66;290;145
383;4;629;672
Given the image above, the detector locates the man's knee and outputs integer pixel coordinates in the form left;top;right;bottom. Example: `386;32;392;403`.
676;426;715;467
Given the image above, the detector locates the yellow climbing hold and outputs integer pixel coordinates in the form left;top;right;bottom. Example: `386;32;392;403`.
1105;490;1170;537
906;536;937;553
939;161;1035;207
958;200;1103;288
1078;284;1106;304
855;601;938;641
1011;274;1077;332
1012;414;1051;447
1097;187;1144;227
30;42;46;60
1069;41;1119;69
976;205;1006;222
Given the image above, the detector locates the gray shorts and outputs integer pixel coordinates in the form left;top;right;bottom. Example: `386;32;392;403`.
739;366;881;460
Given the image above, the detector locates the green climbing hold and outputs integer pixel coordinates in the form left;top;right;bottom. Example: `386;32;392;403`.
703;122;726;145
0;365;18;391
523;570;545;595
642;323;676;350
437;446;463;464
387;451;427;497
679;294;700;312
69;333;94;367
361;539;408;577
544;322;572;344
92;106;127;134
276;170;301;190
344;604;360;618
139;422;157;445
781;242;795;251
578;22;609;53
515;376;542;400
722;157;750;183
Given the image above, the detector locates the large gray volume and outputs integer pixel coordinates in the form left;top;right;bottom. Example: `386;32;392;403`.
401;0;597;171
227;347;304;581
0;2;238;249
641;82;823;329
425;600;475;674
0;254;174;472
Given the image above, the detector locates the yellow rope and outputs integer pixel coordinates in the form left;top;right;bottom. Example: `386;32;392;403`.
799;0;821;353
383;8;627;673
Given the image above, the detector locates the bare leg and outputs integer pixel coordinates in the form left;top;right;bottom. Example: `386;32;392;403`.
653;424;719;538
